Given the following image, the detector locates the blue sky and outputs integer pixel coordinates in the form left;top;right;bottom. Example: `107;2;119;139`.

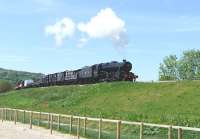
0;0;200;81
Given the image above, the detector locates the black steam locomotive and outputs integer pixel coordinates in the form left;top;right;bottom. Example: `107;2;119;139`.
16;60;138;89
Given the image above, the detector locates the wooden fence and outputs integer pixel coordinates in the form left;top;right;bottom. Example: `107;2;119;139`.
0;108;200;139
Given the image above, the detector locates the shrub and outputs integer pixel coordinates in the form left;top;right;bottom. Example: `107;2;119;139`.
0;80;13;93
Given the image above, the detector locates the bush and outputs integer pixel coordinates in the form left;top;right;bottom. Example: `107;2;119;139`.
0;80;13;93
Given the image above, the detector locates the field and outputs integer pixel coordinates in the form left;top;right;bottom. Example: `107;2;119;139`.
0;81;200;128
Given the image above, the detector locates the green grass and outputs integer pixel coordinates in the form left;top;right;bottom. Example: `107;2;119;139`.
0;81;200;128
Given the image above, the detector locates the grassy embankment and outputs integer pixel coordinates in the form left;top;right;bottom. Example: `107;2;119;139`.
0;81;200;127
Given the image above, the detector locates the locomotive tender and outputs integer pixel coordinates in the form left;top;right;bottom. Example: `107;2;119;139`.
16;60;138;89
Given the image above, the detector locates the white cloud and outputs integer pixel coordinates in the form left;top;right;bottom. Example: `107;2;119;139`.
77;8;128;47
45;17;75;45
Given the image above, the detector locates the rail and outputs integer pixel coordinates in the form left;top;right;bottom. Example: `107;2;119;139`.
0;108;200;139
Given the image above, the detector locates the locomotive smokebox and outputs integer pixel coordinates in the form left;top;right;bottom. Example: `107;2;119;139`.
122;60;132;71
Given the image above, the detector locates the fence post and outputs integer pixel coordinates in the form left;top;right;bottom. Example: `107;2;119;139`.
84;117;87;136
0;109;1;121
38;112;41;126
30;111;33;129
10;110;12;121
14;110;17;125
168;126;172;139
50;114;53;134
70;116;73;133
48;113;50;129
23;110;25;123
77;118;80;139
2;108;4;122
5;108;7;121
99;118;102;139
16;110;18;122
178;128;183;139
57;115;60;130
140;122;144;139
116;120;121;139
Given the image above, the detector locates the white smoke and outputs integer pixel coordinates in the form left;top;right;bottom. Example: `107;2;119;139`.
45;17;75;45
45;8;128;48
77;8;128;48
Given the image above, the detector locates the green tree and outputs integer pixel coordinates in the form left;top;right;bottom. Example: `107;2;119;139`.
159;49;200;80
159;55;179;80
179;50;200;80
